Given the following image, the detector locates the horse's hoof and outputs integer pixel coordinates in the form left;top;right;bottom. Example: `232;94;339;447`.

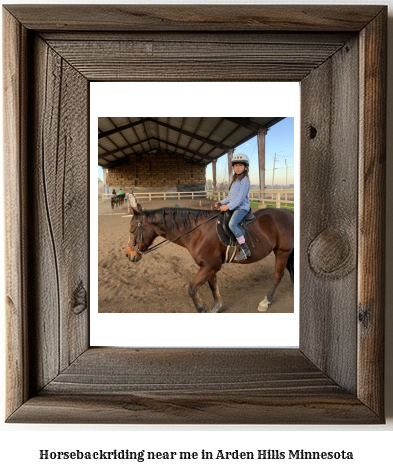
258;297;270;312
209;304;223;313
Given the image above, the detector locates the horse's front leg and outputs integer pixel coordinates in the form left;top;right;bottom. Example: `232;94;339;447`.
188;266;216;313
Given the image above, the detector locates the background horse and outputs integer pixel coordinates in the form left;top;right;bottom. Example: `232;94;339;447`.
111;195;119;209
111;194;125;209
125;203;294;313
118;194;125;206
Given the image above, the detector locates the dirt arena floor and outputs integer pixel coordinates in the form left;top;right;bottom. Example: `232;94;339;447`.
98;198;294;313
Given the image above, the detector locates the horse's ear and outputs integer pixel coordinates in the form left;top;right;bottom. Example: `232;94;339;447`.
131;203;143;215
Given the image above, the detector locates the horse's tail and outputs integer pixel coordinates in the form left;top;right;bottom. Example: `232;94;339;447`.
286;248;294;284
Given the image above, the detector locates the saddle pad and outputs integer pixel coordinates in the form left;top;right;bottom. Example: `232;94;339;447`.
216;210;256;247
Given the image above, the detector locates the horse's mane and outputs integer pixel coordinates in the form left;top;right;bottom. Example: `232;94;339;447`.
143;207;215;231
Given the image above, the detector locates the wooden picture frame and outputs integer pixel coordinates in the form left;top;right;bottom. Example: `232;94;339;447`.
3;5;386;424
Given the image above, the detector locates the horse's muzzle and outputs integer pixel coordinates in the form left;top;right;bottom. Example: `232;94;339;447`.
124;245;141;263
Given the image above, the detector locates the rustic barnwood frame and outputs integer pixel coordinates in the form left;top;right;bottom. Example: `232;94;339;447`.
3;5;386;423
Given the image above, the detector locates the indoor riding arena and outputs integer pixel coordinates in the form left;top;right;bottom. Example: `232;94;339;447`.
98;117;294;314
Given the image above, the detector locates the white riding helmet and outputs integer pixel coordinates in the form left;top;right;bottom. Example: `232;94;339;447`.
231;153;249;167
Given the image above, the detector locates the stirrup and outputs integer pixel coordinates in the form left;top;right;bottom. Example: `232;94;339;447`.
234;248;248;261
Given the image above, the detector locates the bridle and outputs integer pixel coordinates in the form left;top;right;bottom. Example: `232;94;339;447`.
129;210;222;258
130;216;145;256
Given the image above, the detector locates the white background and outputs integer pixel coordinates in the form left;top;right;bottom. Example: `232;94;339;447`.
90;82;300;347
1;0;392;473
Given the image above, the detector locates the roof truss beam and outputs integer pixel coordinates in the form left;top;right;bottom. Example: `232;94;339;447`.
98;118;150;139
149;118;231;151
152;137;211;162
100;137;212;165
225;117;262;132
99;137;151;160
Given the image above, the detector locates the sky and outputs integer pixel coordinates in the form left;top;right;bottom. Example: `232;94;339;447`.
206;117;294;186
98;117;295;188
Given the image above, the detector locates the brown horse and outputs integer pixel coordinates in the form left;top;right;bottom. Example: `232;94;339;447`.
125;203;294;313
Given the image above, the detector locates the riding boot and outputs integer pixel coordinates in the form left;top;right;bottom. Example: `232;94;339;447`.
235;242;251;261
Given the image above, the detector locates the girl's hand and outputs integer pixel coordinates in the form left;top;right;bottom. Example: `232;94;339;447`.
220;204;229;212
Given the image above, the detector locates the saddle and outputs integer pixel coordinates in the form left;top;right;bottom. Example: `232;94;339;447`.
216;209;258;247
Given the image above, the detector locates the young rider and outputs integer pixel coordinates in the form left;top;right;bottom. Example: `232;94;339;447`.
215;153;252;261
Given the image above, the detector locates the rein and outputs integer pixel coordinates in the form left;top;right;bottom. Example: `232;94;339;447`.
131;210;222;257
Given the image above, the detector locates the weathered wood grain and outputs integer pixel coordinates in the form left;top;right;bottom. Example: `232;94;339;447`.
300;36;359;394
357;9;387;417
3;5;386;424
44;348;338;393
41;32;354;43
7;348;379;424
44;37;349;82
3;5;384;32
9;392;379;425
29;36;89;389
3;8;30;418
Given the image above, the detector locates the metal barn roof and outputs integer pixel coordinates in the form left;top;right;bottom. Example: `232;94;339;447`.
98;117;284;168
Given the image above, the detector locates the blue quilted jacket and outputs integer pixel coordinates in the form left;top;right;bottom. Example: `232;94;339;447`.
220;176;250;211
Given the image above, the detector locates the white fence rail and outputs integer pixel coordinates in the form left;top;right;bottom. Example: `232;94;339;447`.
101;189;294;209
210;190;294;208
101;190;207;201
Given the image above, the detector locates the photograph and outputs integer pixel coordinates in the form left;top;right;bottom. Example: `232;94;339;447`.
97;117;296;315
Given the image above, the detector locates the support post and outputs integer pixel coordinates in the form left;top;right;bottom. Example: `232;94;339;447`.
258;128;267;208
227;149;233;187
212;159;217;191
